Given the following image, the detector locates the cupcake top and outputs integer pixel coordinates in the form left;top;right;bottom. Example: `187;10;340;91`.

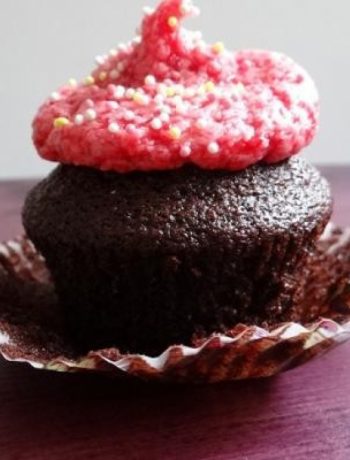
33;0;319;173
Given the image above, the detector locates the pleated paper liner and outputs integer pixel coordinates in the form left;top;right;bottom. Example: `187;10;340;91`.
0;224;349;383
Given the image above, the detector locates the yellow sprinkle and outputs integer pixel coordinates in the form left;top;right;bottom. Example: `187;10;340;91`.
53;117;70;128
198;85;206;96
169;126;182;140
204;81;216;92
99;71;108;82
133;92;146;104
168;16;178;28
84;76;95;86
68;78;78;87
212;42;225;54
166;87;176;97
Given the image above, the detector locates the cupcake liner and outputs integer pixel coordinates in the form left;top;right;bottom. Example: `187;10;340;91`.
0;224;349;383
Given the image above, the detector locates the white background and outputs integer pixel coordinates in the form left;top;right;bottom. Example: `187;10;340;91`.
1;0;349;178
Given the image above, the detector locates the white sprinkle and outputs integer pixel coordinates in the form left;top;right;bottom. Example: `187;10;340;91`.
180;0;193;15
184;88;196;98
124;110;135;121
108;123;120;133
108;101;119;109
110;70;120;80
74;114;84;125
160;112;170;123
114;85;126;98
85;109;97;121
143;6;155;15
68;78;78;87
196;40;206;51
160;104;171;114
151;118;163;130
208;142;220;154
196;119;208;130
175;103;186;115
51;91;60;101
154;94;165;104
132;36;142;45
180;144;192;157
145;75;157;86
95;55;106;65
109;48;118;57
118;43;128;52
193;31;203;41
126;88;136;99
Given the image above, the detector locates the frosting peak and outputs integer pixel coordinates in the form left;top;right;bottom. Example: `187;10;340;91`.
33;0;319;172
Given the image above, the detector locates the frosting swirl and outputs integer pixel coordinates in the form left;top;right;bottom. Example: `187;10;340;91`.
33;0;319;172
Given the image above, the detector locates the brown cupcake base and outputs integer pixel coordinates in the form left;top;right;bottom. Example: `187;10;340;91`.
0;224;349;383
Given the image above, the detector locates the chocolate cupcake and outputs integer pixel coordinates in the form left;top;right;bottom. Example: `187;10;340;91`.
23;0;329;355
23;158;331;354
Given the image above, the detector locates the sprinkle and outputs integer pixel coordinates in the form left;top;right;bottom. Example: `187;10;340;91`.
108;123;120;133
109;48;118;57
53;117;70;128
169;126;182;140
208;142;220;154
95;55;106;65
85;109;97;121
204;81;216;92
180;0;193;15
166;87;176;97
114;85;126;98
84;76;95;86
151;118;163;130
184;88;196;98
193;31;203;41
132;36;142;45
160;112;170;123
108;101;119;109
231;83;246;96
74;114;84;125
160;105;171;114
133;92;149;105
145;74;156;86
154;94;165;104
124;110;135;121
86;99;95;108
68;78;78;87
143;6;155;15
196;40;206;52
212;42;225;54
99;71;108;82
198;85;206;96
51;92;60;101
180;144;192;157
126;88;136;99
196;119;208;130
118;43;128;52
168;16;178;28
110;70;120;80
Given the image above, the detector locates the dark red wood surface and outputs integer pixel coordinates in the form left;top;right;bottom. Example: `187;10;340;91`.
0;167;349;460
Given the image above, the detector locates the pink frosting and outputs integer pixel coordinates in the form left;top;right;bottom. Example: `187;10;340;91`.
33;0;319;172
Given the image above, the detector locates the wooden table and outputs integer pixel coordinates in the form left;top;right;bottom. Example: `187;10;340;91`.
0;168;349;460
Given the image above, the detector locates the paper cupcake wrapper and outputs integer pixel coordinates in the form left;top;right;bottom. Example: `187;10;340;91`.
0;224;349;383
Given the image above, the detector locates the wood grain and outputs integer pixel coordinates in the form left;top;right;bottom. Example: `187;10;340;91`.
0;167;349;460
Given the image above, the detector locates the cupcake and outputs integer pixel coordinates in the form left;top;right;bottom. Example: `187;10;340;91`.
23;0;332;356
